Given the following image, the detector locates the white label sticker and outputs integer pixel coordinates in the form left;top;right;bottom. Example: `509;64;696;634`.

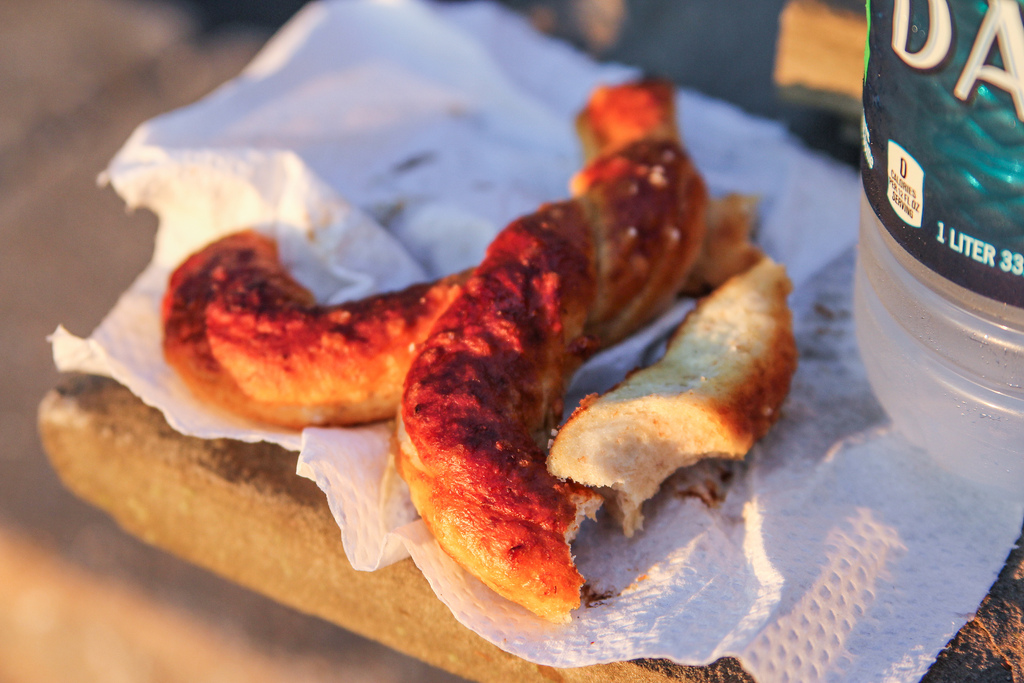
887;140;924;227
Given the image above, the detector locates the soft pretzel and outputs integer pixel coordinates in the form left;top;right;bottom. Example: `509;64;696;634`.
395;80;708;622
548;256;797;536
161;195;750;431
162;232;468;428
161;81;708;431
680;193;763;297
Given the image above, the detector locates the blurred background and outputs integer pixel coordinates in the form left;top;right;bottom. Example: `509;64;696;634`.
0;0;861;680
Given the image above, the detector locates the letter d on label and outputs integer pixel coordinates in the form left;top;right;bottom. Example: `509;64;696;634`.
892;0;953;69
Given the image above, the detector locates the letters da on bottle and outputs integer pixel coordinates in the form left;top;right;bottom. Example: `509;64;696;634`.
890;0;1024;122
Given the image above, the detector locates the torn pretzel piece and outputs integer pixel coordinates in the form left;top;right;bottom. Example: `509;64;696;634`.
548;257;797;536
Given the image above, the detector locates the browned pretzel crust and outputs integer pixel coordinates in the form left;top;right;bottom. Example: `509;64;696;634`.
162;231;467;428
161;81;705;433
396;81;708;622
398;201;602;622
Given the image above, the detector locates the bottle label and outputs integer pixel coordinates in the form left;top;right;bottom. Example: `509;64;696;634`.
862;0;1024;308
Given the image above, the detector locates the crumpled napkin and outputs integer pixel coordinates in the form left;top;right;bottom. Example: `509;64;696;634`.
52;1;1024;680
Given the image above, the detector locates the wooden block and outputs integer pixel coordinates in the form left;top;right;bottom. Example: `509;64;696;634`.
38;374;755;683
774;0;867;117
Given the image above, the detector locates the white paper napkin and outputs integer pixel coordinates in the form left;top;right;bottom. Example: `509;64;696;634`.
52;1;1024;680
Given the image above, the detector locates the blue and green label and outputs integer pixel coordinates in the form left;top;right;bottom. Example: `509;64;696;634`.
862;0;1024;307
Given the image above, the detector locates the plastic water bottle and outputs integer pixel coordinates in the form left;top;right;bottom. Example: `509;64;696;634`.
856;0;1024;494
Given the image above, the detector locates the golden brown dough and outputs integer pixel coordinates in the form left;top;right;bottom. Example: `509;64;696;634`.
162;230;467;428
397;201;604;622
681;193;764;297
396;80;708;622
547;257;797;536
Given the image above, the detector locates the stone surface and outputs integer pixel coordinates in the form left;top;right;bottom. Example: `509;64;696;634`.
38;374;1024;683
40;374;758;683
923;537;1024;683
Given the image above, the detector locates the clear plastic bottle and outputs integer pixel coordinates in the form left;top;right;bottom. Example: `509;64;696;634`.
856;0;1024;495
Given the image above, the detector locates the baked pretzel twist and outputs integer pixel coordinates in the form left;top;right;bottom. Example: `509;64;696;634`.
162;82;707;435
395;81;708;621
163;80;711;621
